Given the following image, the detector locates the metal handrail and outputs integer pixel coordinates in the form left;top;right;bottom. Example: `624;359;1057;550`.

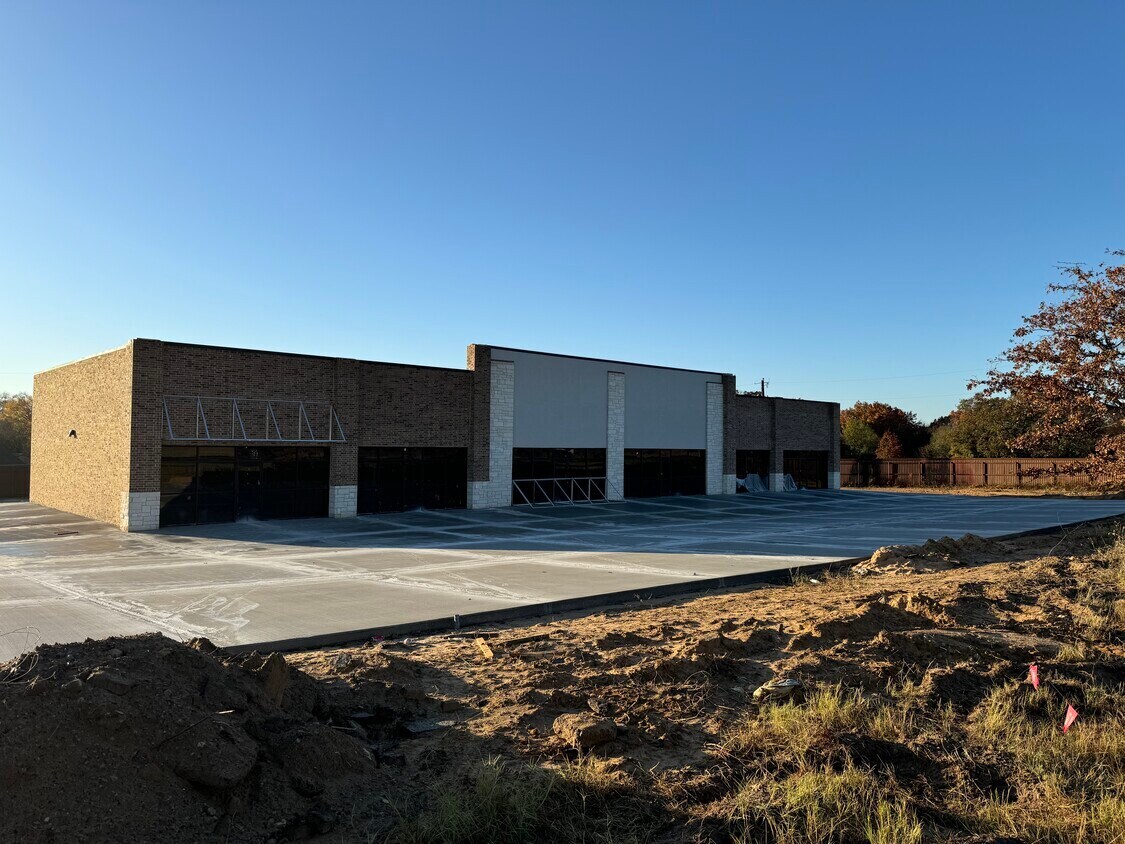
512;476;610;507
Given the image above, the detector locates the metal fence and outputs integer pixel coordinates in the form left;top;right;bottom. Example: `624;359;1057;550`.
0;465;30;499
840;458;1104;488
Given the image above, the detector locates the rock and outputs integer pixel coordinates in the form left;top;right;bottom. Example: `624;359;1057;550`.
62;678;84;696
552;714;618;749
162;721;258;790
254;653;289;705
439;698;462;713
24;678;47;696
237;651;290;705
107;648;124;658
87;670;135;696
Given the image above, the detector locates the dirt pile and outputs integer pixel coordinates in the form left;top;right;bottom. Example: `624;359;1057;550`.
0;634;444;843
2;516;1123;842
854;532;1012;575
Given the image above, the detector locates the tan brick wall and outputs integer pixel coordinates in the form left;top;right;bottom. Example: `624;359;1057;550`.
30;343;135;527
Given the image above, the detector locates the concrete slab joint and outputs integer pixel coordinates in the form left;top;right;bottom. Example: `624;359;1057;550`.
329;485;358;518
705;382;724;495
121;491;160;532
606;371;625;501
469;360;514;508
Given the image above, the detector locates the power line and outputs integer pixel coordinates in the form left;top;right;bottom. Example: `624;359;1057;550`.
771;368;985;385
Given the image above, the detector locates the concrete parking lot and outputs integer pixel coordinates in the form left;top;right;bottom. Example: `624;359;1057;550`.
3;489;1125;661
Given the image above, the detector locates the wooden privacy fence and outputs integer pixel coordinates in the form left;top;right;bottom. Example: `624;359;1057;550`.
0;464;30;499
840;457;1105;488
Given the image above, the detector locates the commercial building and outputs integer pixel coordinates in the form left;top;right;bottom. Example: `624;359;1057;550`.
30;340;840;531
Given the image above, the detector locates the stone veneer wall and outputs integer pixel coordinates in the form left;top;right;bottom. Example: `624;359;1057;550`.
606;371;625;500
328;485;358;518
706;382;730;494
31;343;136;528
467;359;514;508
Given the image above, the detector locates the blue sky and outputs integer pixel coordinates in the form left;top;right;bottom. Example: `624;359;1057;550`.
2;2;1122;422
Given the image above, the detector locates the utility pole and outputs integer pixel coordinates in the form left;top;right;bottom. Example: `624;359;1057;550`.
760;378;767;396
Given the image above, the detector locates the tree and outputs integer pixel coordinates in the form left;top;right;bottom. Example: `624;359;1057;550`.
875;430;904;459
972;251;1125;480
947;395;1034;458
0;392;32;461
840;401;928;456
922;424;955;458
841;418;880;457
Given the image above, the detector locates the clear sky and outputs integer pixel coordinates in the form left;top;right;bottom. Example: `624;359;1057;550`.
2;2;1122;422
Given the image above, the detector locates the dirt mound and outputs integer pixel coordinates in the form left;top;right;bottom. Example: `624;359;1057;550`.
854;533;1011;575
0;634;419;843
788;599;936;649
873;627;1063;666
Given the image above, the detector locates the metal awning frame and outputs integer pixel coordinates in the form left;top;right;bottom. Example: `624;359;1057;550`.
162;395;347;443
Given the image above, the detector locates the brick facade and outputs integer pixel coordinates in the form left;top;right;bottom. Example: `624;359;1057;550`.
728;394;841;489
31;343;135;528
32;339;841;530
466;344;492;483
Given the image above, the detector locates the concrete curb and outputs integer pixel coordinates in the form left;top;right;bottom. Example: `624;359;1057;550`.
222;513;1123;656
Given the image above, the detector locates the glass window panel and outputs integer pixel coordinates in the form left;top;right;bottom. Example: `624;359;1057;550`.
161;462;196;495
197;461;236;492
197;447;235;461
588;449;607;477
512;448;533;480
159;493;195;527
162;446;198;461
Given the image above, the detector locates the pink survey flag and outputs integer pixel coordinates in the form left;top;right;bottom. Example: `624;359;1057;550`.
1062;704;1079;734
1027;664;1040;690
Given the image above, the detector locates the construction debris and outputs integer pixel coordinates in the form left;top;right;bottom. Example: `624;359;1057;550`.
474;637;495;660
752;677;804;704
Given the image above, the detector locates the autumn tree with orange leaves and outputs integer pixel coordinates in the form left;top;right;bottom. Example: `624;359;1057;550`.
973;250;1125;482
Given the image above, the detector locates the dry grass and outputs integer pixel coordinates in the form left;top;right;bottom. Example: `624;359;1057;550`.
730;766;922;844
359;522;1125;844
385;756;652;844
963;680;1125;842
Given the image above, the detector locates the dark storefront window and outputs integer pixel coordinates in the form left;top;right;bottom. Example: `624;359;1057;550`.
736;450;771;491
511;448;607;480
511;448;608;503
357;447;467;514
160;446;329;527
784;450;829;489
623;449;706;498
